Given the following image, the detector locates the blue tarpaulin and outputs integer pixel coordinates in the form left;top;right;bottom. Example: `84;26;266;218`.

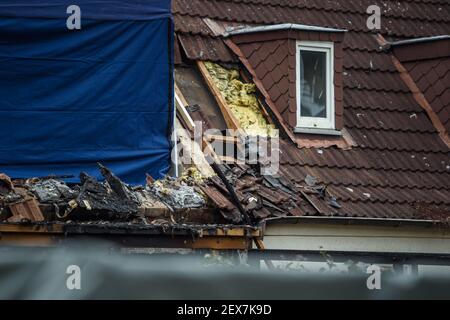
0;0;173;185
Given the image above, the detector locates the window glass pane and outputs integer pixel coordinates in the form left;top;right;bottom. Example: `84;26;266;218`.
300;50;327;118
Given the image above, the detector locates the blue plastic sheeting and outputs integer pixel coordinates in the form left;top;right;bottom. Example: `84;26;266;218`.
0;1;173;185
0;1;171;20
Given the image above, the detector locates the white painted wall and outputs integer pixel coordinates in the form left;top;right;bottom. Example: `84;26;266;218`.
260;222;450;275
263;222;450;254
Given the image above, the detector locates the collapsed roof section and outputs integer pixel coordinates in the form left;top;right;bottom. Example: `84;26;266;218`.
173;0;450;221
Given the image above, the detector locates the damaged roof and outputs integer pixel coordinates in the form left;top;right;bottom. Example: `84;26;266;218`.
173;0;450;220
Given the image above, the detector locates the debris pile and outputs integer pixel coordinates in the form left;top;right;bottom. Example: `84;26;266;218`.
68;169;140;221
152;181;205;210
0;165;155;223
0;174;13;195
150;168;206;210
0;161;340;225
0;164;210;225
29;179;78;203
298;175;341;216
200;162;318;224
0;173;46;223
197;139;342;223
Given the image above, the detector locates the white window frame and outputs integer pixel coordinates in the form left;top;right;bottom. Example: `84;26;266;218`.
296;41;335;130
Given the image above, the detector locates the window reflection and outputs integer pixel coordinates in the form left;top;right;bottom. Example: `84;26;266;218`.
300;50;327;118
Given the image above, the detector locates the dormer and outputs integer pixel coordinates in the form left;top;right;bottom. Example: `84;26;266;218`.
225;24;346;137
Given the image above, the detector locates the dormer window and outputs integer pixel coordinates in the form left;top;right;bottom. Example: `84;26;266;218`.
226;23;346;137
296;41;334;130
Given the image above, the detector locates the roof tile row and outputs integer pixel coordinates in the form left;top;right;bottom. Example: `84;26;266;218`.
280;143;450;173
174;0;450;37
280;164;450;189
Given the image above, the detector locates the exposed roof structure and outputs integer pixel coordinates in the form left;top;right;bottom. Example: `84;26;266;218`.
173;0;450;220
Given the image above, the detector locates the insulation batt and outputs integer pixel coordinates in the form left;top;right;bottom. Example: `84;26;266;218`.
204;62;277;137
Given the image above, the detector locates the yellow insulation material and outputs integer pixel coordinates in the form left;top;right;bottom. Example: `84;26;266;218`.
204;62;277;137
181;166;206;184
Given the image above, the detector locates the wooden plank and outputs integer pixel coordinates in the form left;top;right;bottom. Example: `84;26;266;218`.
0;233;60;246
0;233;252;250
174;85;223;166
205;134;239;143
175;83;196;131
205;133;246;160
191;237;251;250
254;238;276;270
206;228;261;237
0;223;262;250
0;223;64;233
202;18;227;37
174;82;189;106
197;60;242;132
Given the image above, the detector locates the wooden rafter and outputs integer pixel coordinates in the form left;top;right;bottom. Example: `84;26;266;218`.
197;60;242;132
175;83;196;131
174;82;222;168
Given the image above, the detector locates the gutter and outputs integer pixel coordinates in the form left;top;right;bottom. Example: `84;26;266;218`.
389;35;450;47
223;23;347;37
261;216;446;228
